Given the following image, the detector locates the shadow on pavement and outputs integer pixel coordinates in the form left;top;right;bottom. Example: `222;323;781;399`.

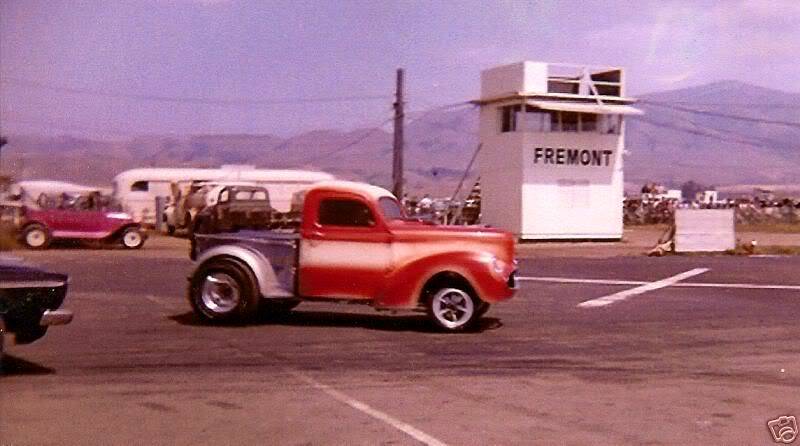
169;310;503;334
0;355;55;377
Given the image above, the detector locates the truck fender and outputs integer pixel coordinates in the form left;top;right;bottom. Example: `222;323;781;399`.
377;251;507;308
195;245;293;298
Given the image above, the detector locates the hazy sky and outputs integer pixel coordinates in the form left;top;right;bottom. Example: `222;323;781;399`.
2;0;798;138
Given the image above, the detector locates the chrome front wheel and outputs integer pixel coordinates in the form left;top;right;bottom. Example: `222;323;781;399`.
428;287;477;331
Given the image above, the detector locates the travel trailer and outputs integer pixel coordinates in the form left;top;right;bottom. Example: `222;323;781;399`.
112;166;334;224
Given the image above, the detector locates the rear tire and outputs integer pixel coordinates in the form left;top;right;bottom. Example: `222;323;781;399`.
120;227;145;249
426;285;480;332
22;224;50;250
189;258;260;323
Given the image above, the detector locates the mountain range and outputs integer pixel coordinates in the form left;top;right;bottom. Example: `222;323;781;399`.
3;80;799;197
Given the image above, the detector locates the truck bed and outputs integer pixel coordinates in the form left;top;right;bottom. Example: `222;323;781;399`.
192;229;299;297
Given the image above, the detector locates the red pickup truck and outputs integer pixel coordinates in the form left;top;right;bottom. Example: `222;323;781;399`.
188;181;517;331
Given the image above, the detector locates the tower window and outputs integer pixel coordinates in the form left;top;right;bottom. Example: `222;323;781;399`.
499;105;522;133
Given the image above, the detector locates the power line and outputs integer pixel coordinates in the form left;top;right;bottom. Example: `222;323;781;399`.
1;117;150;137
642;101;800;109
1;77;391;107
630;116;800;153
631;126;796;168
405;101;474;126
303;117;395;164
304;102;476;164
639;100;800;129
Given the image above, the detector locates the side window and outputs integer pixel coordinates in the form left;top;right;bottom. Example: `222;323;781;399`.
318;199;375;227
219;189;230;203
131;181;149;192
499;105;522;133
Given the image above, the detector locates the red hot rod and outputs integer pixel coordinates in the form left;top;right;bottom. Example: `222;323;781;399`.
188;181;517;331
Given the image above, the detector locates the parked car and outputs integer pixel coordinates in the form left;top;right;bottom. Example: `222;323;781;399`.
191;185;272;234
19;206;146;250
165;181;260;235
188;180;518;331
0;257;73;367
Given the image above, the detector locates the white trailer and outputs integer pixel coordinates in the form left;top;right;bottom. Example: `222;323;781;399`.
473;61;642;240
113;166;334;224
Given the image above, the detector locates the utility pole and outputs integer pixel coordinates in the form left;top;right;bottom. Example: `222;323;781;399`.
0;136;7;172
392;68;405;199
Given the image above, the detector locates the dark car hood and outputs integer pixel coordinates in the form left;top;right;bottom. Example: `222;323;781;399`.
0;256;68;286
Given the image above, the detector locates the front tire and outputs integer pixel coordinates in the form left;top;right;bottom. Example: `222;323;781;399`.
189;258;260;323
426;286;480;332
120;227;145;249
22;224;50;250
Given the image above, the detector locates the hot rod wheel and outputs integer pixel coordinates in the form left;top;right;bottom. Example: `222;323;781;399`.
189;258;260;323
427;286;480;331
22;224;51;250
120;227;145;249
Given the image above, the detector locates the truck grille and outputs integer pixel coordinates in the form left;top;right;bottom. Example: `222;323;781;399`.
507;271;518;289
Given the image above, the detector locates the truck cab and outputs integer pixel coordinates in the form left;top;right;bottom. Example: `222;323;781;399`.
188;181;517;331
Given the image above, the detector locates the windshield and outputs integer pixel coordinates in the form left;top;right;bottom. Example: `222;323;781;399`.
378;196;405;220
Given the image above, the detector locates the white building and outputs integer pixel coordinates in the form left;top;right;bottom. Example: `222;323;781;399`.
699;190;719;205
473;61;642;240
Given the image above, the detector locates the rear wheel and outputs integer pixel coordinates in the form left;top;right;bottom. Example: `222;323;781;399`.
120;227;145;249
189;258;260;323
22;224;50;250
426;286;480;332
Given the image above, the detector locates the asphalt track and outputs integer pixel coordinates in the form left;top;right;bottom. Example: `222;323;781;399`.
2;249;799;445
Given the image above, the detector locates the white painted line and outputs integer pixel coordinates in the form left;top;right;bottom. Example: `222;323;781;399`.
518;276;646;286
292;372;448;446
673;282;800;291
518;275;800;291
577;268;710;308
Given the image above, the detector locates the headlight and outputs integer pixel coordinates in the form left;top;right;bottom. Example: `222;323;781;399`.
106;212;132;220
491;257;505;274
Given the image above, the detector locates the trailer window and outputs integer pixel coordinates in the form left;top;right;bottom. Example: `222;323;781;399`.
131;181;149;192
219;189;230;203
318;199;375;227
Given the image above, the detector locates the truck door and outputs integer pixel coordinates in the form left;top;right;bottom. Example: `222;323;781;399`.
299;194;392;299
